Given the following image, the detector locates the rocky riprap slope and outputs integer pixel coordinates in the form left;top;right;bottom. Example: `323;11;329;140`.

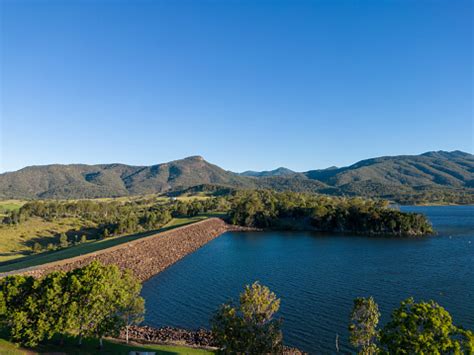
10;218;233;281
119;325;306;354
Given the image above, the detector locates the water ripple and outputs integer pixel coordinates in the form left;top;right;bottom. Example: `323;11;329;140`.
142;206;474;354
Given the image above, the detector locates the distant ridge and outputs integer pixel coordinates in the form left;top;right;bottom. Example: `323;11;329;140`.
0;151;472;202
239;167;296;177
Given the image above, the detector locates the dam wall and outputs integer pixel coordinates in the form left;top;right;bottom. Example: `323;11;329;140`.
9;218;233;282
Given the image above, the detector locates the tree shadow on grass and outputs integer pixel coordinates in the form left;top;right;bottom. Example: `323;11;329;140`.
19;226;102;249
0;218;204;273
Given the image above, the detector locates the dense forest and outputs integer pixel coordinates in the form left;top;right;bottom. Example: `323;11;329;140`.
2;190;433;251
228;190;433;236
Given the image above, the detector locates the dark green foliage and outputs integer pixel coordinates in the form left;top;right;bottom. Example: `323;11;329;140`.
167;184;237;197
228;190;433;236
0;261;145;347
212;282;283;354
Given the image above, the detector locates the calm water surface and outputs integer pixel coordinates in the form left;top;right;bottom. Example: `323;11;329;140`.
141;206;474;354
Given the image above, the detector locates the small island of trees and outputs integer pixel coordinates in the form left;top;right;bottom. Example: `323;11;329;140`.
228;190;433;236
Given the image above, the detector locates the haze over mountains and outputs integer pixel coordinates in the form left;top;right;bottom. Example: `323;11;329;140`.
0;151;473;203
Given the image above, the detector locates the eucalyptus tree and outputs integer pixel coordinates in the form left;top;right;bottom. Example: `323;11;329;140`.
116;269;145;343
212;281;283;354
349;297;380;355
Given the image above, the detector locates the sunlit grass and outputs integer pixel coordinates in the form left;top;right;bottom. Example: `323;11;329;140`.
0;216;210;273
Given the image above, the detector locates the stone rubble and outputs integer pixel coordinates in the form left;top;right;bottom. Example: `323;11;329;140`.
16;218;234;281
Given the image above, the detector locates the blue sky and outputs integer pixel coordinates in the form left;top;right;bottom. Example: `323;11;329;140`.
1;0;472;173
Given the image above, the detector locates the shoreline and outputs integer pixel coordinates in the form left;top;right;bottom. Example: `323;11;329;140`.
1;218;242;281
0;217;432;279
117;325;305;354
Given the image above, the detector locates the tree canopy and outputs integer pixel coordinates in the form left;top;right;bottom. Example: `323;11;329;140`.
0;261;145;347
349;297;474;354
212;281;283;354
228;190;433;236
349;297;380;355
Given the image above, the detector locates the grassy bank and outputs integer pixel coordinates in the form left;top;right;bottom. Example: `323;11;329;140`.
0;336;214;354
0;217;94;263
0;216;208;273
0;195;213;263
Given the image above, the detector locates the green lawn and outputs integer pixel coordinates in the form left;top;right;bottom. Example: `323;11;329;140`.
0;336;214;354
0;216;209;273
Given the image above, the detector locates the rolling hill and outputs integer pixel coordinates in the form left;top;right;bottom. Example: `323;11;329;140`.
0;151;473;203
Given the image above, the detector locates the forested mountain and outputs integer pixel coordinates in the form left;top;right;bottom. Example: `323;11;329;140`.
239;167;296;177
305;151;473;188
303;150;474;203
0;151;473;203
0;156;254;199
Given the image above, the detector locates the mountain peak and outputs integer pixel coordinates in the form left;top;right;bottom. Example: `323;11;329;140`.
185;155;205;161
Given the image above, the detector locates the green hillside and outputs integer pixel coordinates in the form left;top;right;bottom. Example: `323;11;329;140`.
0;151;473;203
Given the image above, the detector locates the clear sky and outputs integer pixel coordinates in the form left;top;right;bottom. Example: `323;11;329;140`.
0;0;472;173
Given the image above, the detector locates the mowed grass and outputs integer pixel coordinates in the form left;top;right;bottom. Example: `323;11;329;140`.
0;335;214;354
0;215;208;273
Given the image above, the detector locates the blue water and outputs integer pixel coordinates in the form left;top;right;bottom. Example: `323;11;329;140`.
141;206;474;354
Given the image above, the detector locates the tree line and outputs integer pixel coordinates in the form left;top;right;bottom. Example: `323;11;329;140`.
2;190;433;243
1;197;227;253
1;268;472;353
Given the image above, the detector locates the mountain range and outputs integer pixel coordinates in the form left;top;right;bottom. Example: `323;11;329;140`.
0;151;473;203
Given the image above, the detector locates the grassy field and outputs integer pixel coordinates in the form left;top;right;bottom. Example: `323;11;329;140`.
0;336;214;354
0;200;25;217
0;215;208;273
0;193;216;270
0;217;95;263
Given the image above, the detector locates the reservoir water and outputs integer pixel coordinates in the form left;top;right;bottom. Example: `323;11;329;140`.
141;206;474;353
